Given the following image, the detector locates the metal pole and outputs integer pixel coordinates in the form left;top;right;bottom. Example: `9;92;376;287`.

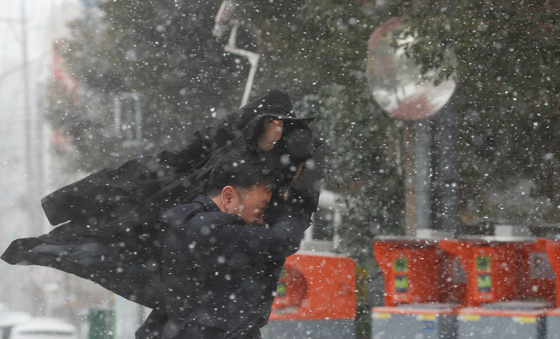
21;1;32;224
21;0;46;247
437;96;460;236
21;0;41;235
224;21;260;107
403;122;417;235
414;120;432;230
21;0;39;316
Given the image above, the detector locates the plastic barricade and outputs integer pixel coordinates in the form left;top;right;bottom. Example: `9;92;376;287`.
372;236;466;339
265;252;356;339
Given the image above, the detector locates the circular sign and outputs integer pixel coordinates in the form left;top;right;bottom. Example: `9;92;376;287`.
367;18;456;120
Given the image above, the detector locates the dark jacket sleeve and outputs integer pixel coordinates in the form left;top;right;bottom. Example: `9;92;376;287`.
185;204;309;263
231;204;310;261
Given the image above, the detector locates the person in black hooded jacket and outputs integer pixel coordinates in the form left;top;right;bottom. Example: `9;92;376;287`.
1;89;324;311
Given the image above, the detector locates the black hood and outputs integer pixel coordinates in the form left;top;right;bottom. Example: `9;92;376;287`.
229;89;315;129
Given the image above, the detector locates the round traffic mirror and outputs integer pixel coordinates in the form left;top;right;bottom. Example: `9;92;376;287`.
367;18;456;120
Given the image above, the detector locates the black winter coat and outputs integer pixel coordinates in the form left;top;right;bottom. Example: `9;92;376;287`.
136;195;309;339
1;90;323;310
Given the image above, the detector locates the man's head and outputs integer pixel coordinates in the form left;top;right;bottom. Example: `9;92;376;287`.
207;150;274;226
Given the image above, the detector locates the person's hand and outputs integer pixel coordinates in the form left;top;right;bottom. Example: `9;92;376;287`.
258;118;283;151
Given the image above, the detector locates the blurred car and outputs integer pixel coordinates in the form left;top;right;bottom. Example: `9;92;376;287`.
0;317;77;339
0;312;32;339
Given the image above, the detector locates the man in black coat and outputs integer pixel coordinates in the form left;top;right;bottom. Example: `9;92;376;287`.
137;150;310;339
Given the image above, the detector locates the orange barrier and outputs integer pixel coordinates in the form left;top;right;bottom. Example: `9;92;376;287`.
439;237;556;307
439;238;520;306
270;252;356;321
373;236;557;339
373;237;466;306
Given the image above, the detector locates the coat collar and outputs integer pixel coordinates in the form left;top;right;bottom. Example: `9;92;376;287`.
193;195;221;213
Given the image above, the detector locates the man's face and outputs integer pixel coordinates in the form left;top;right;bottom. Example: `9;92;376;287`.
230;184;272;226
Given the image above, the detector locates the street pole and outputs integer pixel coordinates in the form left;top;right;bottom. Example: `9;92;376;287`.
21;0;37;316
21;1;42;237
21;1;39;237
437;95;460;236
403;122;417;236
224;21;260;107
21;1;31;199
414;120;432;231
